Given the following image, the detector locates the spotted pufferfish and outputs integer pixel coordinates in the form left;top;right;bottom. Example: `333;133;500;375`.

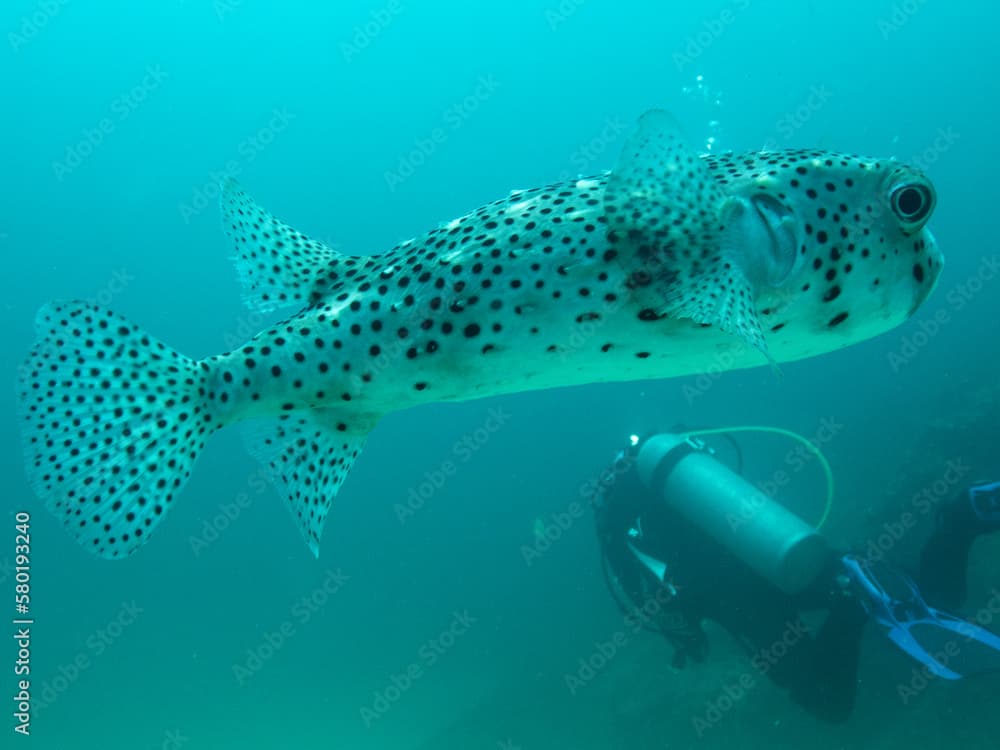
17;110;943;559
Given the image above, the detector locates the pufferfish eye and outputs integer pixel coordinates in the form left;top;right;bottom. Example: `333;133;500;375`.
890;182;934;225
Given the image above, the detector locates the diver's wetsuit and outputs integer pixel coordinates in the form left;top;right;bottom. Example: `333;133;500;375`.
595;454;986;723
918;496;987;610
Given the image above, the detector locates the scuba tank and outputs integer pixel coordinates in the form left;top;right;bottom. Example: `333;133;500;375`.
635;433;829;594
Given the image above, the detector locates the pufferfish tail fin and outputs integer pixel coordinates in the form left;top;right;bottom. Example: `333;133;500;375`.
18;298;375;560
17;301;221;559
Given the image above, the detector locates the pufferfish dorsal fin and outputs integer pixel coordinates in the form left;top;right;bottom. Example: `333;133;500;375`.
604;109;771;362
221;177;350;313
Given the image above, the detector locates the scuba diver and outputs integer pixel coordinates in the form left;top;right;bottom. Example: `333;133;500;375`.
592;431;1000;723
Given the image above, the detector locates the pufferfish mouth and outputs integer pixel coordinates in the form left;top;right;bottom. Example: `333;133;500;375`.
908;228;943;316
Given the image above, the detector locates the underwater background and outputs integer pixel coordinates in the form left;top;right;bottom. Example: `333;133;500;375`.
2;0;999;748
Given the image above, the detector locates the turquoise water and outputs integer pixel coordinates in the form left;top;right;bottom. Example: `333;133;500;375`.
3;0;999;748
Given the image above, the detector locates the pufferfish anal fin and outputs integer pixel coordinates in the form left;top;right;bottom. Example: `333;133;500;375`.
242;408;377;557
221;178;348;314
605;109;771;362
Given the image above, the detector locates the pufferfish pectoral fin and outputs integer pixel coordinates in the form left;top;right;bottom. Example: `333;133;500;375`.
605;109;771;362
